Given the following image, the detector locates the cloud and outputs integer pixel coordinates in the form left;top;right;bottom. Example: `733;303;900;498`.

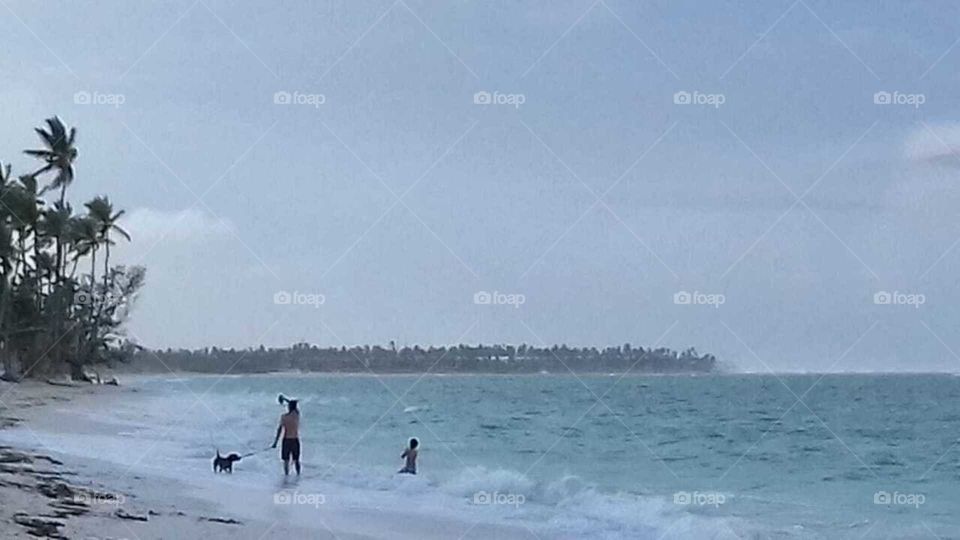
121;208;234;244
905;123;960;166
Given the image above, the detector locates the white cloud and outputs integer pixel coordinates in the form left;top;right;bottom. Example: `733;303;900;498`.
122;208;234;244
905;123;960;166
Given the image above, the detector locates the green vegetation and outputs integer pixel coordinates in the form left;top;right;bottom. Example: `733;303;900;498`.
134;342;717;374
0;117;145;382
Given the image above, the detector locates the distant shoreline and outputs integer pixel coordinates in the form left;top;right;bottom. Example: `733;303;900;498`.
125;343;718;377
110;368;960;378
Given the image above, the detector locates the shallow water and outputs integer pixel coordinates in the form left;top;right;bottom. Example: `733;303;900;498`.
8;373;960;539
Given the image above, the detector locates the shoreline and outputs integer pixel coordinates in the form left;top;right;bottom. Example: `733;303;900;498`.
0;379;346;539
115;370;717;378
0;378;544;540
114;368;960;378
4;372;956;538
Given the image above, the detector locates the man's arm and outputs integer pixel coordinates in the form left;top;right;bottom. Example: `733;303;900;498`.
272;423;283;448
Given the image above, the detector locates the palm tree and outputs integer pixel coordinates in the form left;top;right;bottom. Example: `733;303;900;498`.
65;214;101;373
5;179;40;279
0;163;16;275
0;117;145;382
0;164;17;381
39;201;73;283
24;117;77;207
85;196;129;294
36;200;71;349
71;216;100;284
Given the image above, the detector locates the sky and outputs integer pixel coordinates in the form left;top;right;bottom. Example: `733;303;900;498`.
2;0;960;372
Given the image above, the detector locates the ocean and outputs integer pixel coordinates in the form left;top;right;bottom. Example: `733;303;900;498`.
7;373;959;539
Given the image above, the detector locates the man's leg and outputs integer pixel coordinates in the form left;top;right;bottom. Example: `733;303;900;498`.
282;441;290;475
293;440;301;475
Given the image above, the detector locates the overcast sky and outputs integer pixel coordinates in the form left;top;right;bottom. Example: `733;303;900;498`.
3;0;960;371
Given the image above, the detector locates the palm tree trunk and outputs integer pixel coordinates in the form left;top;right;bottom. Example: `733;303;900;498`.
13;233;23;280
54;184;66;285
90;242;110;367
86;247;97;362
0;269;18;382
54;238;61;284
102;242;110;294
32;230;41;309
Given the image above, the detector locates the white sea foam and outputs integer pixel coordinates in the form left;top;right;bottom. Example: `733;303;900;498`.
8;374;951;538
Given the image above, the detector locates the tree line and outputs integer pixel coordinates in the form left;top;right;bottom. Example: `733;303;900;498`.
0;117;145;382
132;342;717;374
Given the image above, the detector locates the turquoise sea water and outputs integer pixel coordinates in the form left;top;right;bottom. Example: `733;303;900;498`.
14;374;960;538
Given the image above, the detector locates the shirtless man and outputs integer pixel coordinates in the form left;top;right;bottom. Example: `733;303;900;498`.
271;398;301;476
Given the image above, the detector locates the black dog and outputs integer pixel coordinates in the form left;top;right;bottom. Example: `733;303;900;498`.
213;450;242;473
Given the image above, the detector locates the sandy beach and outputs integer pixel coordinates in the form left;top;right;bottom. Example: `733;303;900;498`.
0;379;318;539
0;378;535;540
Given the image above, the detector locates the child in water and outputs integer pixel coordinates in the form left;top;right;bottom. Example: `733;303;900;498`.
399;438;418;474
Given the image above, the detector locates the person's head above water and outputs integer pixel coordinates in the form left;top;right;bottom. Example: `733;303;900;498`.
409;438;419;449
278;394;299;413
